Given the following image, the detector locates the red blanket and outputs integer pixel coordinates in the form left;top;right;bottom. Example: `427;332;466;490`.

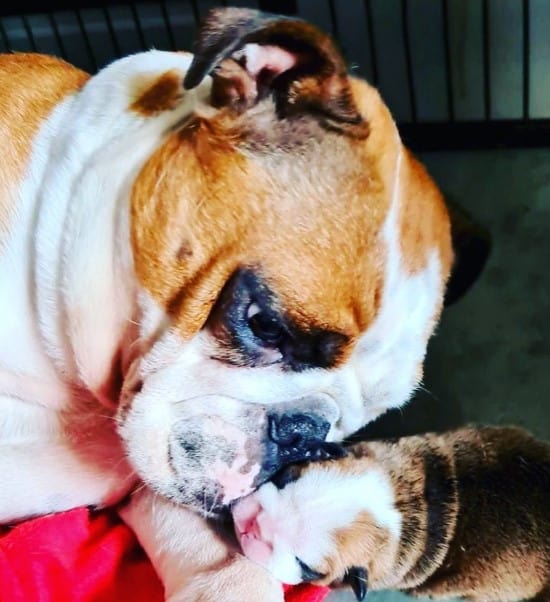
0;508;330;602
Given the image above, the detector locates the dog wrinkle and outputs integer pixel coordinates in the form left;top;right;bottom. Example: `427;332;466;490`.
130;64;451;379
131;77;393;353
0;54;88;246
130;120;262;339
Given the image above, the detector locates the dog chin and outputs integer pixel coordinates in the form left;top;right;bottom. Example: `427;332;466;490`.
116;397;266;513
118;450;257;516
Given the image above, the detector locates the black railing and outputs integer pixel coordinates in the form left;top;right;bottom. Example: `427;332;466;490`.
0;0;548;151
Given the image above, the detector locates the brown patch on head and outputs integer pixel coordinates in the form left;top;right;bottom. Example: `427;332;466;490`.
0;54;89;246
130;98;395;353
130;9;446;355
132;10;454;362
130;28;452;370
130;69;185;117
130;117;264;339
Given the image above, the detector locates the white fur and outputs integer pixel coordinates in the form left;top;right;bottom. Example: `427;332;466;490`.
329;148;444;437
0;44;446;601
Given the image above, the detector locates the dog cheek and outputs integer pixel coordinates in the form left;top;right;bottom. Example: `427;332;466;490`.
171;416;264;503
208;448;262;504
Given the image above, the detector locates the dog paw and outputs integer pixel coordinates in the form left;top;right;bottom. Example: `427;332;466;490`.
166;554;284;602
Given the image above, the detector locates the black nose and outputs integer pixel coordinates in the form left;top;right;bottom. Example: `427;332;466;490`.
257;412;346;487
269;412;330;450
269;411;342;458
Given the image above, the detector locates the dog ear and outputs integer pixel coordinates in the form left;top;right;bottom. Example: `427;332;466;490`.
444;201;491;307
183;7;369;138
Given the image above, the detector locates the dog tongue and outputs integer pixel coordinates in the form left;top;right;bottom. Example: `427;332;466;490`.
233;496;273;565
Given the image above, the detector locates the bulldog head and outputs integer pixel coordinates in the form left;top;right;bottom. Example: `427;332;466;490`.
116;8;452;514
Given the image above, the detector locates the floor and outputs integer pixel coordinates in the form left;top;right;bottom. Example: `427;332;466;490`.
328;147;550;601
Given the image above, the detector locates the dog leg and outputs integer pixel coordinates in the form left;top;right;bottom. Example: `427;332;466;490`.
119;487;284;602
0;438;136;523
0;395;135;523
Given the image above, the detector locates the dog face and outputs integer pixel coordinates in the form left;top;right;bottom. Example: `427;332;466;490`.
116;8;452;513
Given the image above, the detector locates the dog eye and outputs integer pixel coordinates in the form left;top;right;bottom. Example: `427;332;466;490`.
247;303;284;346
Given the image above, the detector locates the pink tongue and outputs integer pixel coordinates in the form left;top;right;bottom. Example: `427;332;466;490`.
233;497;273;564
239;530;273;564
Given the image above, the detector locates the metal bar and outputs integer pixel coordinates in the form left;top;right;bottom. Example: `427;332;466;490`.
441;0;455;122
129;3;147;50
103;6;121;58
522;0;530;120
327;0;339;40
482;0;491;120
0;1;129;17
48;12;68;59
21;14;37;51
159;1;176;51
0;18;10;51
259;0;297;14
399;119;550;152
189;0;201;25
75;8;98;71
401;0;417;122
363;0;378;85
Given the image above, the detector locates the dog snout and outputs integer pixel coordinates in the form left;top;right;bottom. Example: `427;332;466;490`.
268;412;331;452
256;411;338;483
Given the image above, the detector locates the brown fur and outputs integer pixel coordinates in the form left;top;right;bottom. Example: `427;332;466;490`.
0;54;88;245
399;150;453;277
130;72;451;356
130;69;185;116
300;427;550;601
329;511;396;588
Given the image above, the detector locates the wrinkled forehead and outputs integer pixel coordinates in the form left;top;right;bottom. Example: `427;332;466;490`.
243;153;387;337
130;119;388;339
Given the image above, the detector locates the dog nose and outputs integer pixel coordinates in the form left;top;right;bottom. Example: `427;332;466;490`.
267;412;331;463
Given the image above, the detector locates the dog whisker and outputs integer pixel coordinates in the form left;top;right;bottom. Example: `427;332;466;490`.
417;381;439;402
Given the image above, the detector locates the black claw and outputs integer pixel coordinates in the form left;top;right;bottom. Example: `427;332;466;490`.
344;566;368;601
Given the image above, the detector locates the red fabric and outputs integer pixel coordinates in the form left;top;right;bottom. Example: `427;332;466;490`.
0;508;330;602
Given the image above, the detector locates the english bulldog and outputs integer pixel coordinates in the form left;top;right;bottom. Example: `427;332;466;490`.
0;7;452;601
233;426;550;602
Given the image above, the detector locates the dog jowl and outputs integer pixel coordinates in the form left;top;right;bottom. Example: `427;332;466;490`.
0;8;452;519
